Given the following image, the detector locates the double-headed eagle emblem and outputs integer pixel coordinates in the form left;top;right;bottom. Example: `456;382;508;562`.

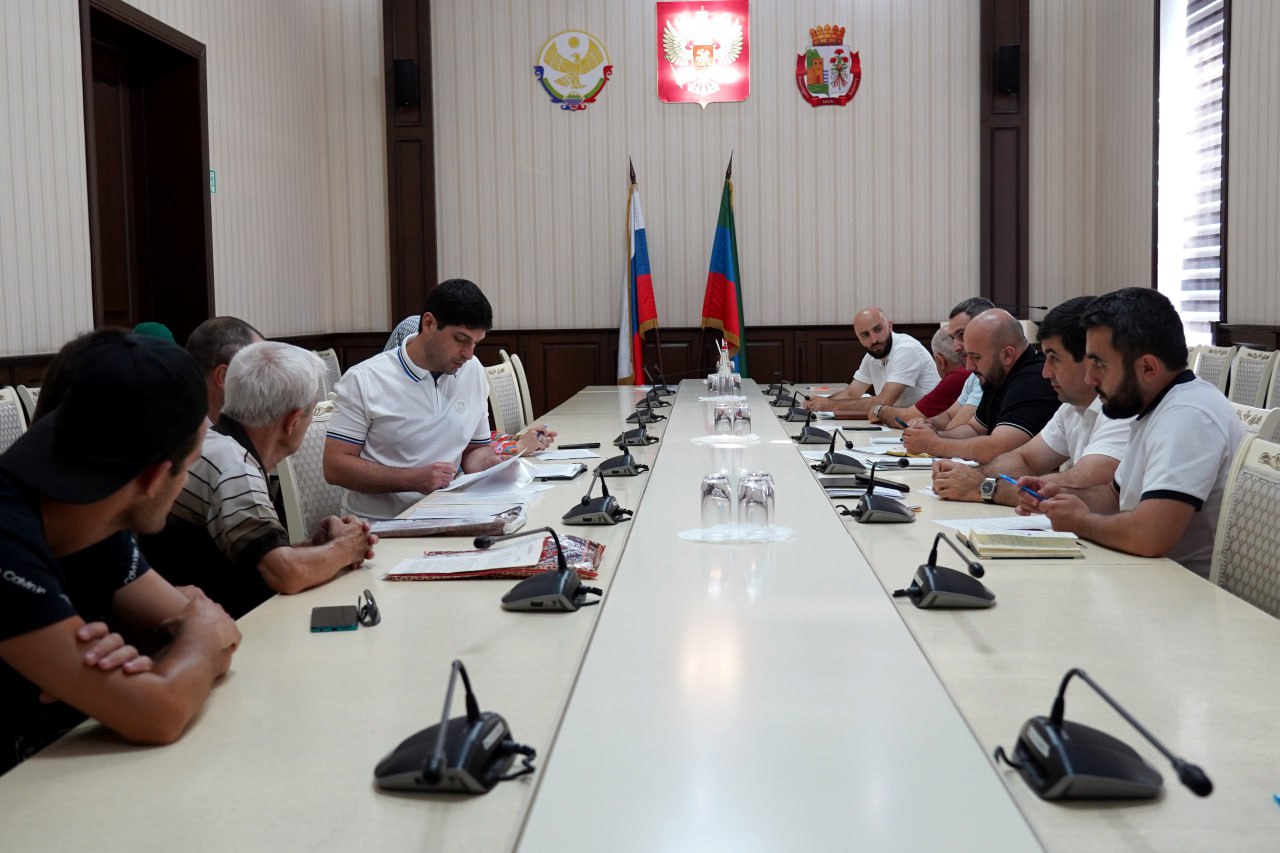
662;11;745;98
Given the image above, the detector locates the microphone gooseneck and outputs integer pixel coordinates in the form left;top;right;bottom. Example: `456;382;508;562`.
1050;668;1213;797
473;526;569;574
929;531;986;579
425;659;476;784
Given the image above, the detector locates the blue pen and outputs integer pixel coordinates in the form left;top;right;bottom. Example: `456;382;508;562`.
894;416;910;429
998;474;1045;502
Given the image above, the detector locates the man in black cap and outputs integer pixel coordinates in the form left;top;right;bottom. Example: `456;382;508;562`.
0;330;242;775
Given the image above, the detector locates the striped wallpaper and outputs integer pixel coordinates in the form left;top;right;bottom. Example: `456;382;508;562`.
0;0;388;357
431;0;980;330
1029;0;1154;311
1227;0;1280;323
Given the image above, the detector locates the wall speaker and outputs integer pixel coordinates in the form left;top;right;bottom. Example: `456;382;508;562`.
394;58;419;107
996;44;1020;95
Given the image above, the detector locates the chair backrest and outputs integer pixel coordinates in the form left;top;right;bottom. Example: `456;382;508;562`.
485;361;526;435
277;409;346;543
315;349;342;396
1210;434;1280;618
15;384;39;423
508;352;535;426
1193;345;1235;393
1232;403;1273;435
0;388;28;454
1227;348;1277;406
1267;353;1280;408
1259;409;1280;443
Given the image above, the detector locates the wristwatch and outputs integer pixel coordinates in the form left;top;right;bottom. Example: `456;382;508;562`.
872;404;884;420
980;477;998;503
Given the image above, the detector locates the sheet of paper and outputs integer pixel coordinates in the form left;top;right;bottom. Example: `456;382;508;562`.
383;538;544;576
531;463;585;479
533;449;602;460
932;515;1055;533
436;454;531;493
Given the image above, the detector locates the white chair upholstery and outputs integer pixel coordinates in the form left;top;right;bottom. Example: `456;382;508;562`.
1210;434;1280;619
0;388;27;454
1267;353;1280;408
485;361;526;435
1259;409;1280;443
508;352;535;426
1192;345;1235;393
1227;348;1278;406
1231;403;1273;435
15;384;39;423
315;349;342;396
277;409;346;544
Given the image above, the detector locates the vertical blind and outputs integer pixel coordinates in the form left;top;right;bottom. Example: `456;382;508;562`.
1177;0;1227;340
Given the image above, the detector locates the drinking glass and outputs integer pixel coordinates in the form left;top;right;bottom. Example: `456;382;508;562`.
738;472;775;531
713;402;733;434
700;473;733;532
732;402;752;436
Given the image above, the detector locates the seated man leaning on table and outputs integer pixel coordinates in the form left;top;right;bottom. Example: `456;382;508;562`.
931;296;1131;504
0;331;241;775
870;296;993;430
1015;288;1244;578
140;342;377;619
804;307;940;418
324;279;510;520
902;309;1059;464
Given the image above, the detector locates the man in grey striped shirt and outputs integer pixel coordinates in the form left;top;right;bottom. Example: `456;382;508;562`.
142;342;376;618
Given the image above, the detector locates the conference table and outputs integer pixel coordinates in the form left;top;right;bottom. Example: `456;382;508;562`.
2;380;1278;852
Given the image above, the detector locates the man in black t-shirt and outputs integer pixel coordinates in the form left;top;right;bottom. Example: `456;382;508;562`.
0;331;241;775
902;309;1059;464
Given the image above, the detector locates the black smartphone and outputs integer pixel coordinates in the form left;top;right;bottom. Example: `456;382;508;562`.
557;442;601;449
847;425;884;431
311;605;359;632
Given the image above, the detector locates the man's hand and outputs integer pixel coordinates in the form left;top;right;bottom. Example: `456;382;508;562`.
1013;477;1058;515
162;597;242;677
1038;492;1091;534
410;461;457;493
931;460;984;501
39;622;154;703
902;423;938;455
323;516;378;568
804;396;836;412
516;425;557;454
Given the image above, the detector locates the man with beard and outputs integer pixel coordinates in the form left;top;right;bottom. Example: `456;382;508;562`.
1016;288;1243;578
930;296;1131;503
324;279;506;519
804;307;939;418
902;309;1059;464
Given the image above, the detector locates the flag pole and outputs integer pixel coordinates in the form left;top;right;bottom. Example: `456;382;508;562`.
630;158;665;376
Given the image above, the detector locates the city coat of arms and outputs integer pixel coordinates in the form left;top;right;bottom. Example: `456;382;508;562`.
796;24;861;107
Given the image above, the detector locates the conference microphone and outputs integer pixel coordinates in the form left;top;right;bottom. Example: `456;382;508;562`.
765;371;791;396
614;422;659;447
373;659;536;794
994;667;1213;800
845;461;914;523
892;532;994;609
813;427;867;475
643;386;671;408
642;365;674;396
784;392;812;421
626;400;666;424
792;405;833;445
474;526;603;611
561;468;634;524
597;447;649;477
771;385;798;408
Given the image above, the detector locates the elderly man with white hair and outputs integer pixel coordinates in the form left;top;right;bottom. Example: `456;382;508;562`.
141;341;377;618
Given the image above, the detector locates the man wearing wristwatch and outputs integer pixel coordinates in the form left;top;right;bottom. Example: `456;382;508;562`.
932;297;1130;504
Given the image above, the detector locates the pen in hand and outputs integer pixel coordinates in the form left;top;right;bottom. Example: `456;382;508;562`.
998;474;1045;502
894;416;910;429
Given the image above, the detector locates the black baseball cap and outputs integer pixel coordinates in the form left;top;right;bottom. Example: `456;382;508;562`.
0;334;208;504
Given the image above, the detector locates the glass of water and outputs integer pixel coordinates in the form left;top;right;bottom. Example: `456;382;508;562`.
701;473;733;533
738;471;775;531
732;402;752;436
713;402;733;434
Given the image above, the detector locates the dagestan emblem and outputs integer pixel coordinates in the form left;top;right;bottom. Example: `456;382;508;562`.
534;31;612;112
657;1;750;108
796;24;861;108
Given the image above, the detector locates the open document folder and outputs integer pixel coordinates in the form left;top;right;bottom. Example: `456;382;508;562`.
382;534;605;581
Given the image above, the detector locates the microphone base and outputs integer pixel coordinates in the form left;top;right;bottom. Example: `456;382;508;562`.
614;431;659;447
501;569;587;611
793;426;832;444
562;497;628;525
1005;716;1163;800
784;407;812;422
816;452;867;474
853;493;916;523
374;712;516;794
903;564;994;607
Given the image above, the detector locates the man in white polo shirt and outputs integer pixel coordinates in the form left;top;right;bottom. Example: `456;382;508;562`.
805;307;939;418
323;280;504;519
1018;288;1244;577
931;296;1130;504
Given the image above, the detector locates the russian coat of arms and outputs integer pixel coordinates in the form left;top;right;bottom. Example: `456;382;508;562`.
657;1;750;108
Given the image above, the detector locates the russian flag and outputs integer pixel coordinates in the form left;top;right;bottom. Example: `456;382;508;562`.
617;179;659;385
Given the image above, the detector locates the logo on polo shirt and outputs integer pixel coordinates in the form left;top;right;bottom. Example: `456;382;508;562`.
3;570;47;595
455;400;467;414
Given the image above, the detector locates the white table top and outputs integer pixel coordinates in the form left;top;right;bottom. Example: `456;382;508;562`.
518;382;1041;852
